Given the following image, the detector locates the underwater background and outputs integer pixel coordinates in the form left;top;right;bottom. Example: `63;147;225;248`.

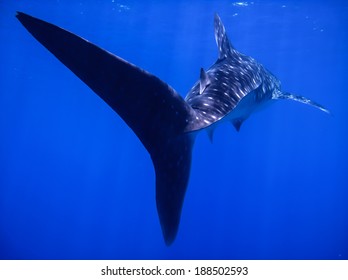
0;0;347;259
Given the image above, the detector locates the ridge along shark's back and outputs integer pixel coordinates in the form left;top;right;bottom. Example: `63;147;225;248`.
185;14;328;138
16;12;329;245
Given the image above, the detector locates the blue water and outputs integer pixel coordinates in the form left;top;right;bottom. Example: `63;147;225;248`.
1;0;347;259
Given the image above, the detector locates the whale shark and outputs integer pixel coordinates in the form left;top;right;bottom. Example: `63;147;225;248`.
16;12;329;245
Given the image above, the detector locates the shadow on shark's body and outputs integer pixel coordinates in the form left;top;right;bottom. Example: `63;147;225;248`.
16;12;329;245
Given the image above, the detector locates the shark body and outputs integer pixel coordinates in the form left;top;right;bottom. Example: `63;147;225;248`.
16;12;328;245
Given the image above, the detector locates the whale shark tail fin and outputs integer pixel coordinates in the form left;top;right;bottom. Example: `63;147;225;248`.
16;11;198;245
273;91;330;114
153;135;194;245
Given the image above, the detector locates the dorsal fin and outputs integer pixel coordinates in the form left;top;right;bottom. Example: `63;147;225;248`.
214;13;234;59
199;68;211;94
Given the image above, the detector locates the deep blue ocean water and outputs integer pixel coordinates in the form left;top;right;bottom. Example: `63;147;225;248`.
0;0;347;259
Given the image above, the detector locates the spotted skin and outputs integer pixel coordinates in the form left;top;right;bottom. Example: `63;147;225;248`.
185;14;327;133
186;15;279;131
16;12;328;246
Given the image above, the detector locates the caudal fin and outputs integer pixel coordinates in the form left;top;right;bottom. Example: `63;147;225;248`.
153;135;194;245
16;11;197;245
